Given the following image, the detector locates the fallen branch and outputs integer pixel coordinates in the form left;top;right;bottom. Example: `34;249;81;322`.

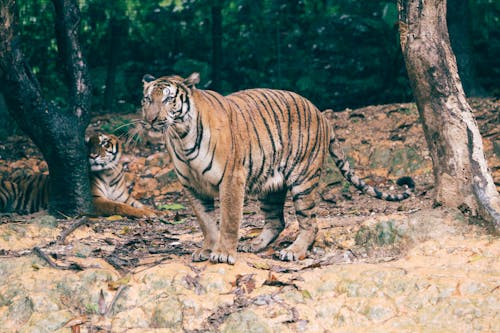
33;246;68;270
58;216;93;244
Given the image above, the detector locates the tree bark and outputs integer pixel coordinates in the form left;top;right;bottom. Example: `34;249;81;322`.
398;0;500;230
211;0;222;91
0;0;92;216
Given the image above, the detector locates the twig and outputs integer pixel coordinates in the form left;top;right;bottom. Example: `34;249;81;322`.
131;255;172;274
58;216;92;243
33;246;85;271
33;246;67;270
104;285;127;317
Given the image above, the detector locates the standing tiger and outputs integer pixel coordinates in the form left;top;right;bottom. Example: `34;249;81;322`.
140;72;414;264
0;133;157;218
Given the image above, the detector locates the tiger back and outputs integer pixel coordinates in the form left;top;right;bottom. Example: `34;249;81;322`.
140;72;414;265
0;173;49;214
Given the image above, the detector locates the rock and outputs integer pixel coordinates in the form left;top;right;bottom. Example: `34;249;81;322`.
34;215;58;228
155;168;177;187
18;310;73;333
132;177;159;199
112;307;151;330
146;152;171;167
0;295;34;330
220;310;272;333
148;297;183;329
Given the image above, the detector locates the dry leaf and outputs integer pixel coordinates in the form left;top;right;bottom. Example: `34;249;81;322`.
98;289;107;315
263;272;298;289
247;261;270;270
467;254;483;263
245;228;263;238
232;274;256;295
119;226;131;235
63;315;87;327
108;274;130;290
301;289;313;300
106;215;124;221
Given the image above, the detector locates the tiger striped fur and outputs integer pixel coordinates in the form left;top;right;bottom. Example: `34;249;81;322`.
0;133;157;218
140;72;414;264
0;174;49;214
87;133;158;218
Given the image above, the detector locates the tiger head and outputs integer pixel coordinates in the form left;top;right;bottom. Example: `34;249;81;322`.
86;133;121;172
141;72;200;133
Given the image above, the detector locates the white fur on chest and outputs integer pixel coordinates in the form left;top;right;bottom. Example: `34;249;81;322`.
167;137;222;197
260;169;285;194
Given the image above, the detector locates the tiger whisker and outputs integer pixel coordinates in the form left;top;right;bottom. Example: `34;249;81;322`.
113;119;141;134
124;123;145;151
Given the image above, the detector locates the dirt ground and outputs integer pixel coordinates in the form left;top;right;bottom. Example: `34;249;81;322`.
0;99;498;332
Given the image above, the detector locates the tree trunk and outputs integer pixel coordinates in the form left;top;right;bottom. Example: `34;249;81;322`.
447;0;485;97
0;0;93;216
104;17;126;112
398;0;500;230
211;0;222;91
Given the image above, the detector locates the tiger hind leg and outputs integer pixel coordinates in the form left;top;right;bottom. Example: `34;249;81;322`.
279;182;319;261
239;188;287;253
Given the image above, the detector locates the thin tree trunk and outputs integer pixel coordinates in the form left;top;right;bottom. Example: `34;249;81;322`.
398;0;500;229
0;0;92;216
52;0;92;120
211;0;222;91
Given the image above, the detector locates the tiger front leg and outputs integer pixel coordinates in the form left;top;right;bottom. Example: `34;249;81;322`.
210;173;246;265
92;197;158;218
185;189;218;262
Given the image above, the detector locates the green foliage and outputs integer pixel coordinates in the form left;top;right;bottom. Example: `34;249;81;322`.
99;117;135;137
469;0;500;95
13;0;499;113
158;203;186;211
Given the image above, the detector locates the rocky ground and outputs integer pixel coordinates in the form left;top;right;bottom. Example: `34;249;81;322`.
0;98;498;332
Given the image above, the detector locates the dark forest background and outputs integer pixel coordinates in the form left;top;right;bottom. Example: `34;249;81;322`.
7;0;500;116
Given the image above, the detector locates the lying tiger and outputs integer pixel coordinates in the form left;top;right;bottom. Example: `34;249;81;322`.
0;133;157;218
140;72;415;264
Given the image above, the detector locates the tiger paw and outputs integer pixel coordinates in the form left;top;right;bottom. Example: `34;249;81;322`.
144;210;158;218
238;229;279;253
209;250;236;265
238;241;266;253
192;248;211;262
278;248;306;261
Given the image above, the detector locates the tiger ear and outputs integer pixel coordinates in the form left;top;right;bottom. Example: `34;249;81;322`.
184;72;200;87
322;109;335;122
142;74;156;85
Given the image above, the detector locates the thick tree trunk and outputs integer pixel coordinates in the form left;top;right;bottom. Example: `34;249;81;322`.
211;0;222;91
0;0;92;216
0;91;12;139
447;0;485;97
398;0;500;230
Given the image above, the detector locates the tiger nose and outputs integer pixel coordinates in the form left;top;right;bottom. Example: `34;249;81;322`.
145;114;158;127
